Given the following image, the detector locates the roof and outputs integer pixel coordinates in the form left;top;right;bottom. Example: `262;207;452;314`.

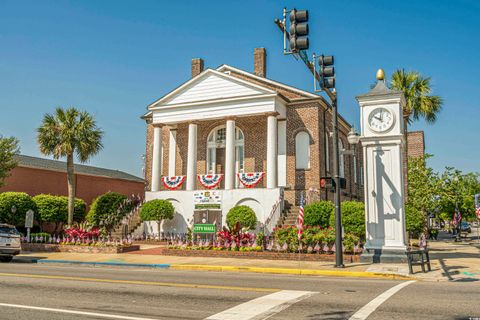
14;155;144;183
356;80;402;99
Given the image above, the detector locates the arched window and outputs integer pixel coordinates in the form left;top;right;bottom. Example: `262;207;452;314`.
339;139;345;178
295;131;310;170
206;125;244;174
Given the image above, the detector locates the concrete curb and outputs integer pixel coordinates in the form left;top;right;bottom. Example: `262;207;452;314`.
33;259;414;280
36;259;171;269
169;264;415;280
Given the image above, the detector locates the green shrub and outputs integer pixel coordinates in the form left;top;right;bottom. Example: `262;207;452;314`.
33;194;86;228
140;199;175;222
343;233;360;253
86;192;127;226
0;192;36;226
303;201;334;227
329;201;365;239
406;204;425;238
226;205;257;230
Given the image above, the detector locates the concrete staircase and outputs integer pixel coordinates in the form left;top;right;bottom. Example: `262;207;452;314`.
277;204;300;227
110;206;143;239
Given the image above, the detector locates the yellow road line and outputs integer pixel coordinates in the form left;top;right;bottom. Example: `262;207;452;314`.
0;272;278;293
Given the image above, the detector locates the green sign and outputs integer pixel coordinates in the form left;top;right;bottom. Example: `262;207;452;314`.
193;224;216;233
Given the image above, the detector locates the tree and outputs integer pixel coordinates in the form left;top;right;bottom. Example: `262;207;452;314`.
405;155;440;236
226;206;257;230
33;194;86;233
0;136;20;187
0;192;36;226
390;69;443;125
37;107;103;226
140;199;174;238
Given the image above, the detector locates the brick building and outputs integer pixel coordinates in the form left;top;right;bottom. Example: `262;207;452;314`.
0;155;145;206
142;48;363;235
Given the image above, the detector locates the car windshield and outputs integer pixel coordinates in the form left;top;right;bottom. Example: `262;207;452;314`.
0;227;20;235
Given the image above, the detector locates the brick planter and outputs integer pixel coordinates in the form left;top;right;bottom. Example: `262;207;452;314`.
153;248;360;262
21;243;140;254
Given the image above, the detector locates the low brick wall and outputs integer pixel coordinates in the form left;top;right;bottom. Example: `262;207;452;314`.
21;243;140;254
158;248;360;262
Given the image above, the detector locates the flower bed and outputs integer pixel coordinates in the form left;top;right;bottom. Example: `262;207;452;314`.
158;247;360;262
21;243;140;254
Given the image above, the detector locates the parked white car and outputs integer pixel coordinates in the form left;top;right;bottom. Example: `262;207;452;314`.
0;224;21;262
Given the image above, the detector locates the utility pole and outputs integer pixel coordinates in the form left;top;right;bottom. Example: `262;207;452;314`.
275;8;344;267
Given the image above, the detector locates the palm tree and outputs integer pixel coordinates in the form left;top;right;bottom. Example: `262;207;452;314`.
37;107;103;226
390;69;443;125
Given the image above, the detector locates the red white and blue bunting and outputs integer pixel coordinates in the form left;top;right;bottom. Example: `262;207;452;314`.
162;176;186;190
237;172;265;188
197;174;223;189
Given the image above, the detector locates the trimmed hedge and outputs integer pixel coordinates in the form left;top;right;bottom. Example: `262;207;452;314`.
86;192;127;226
303;201;334;227
140;199;174;222
329;201;365;239
33;194;86;224
0;192;36;226
226;205;257;230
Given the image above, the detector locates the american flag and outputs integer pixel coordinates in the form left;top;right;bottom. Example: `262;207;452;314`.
476;205;480;220
297;193;305;241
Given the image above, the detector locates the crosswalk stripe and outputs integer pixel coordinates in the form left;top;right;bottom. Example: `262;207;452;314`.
349;280;416;320
205;290;315;320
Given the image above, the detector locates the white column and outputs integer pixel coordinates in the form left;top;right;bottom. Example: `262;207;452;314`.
168;129;177;177
266;114;278;189
151;124;163;192
224;119;236;190
186;123;198;191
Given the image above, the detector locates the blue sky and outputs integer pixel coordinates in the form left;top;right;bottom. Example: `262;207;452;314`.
1;0;478;177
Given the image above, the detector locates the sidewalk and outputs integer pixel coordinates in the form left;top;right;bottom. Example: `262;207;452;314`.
15;233;479;282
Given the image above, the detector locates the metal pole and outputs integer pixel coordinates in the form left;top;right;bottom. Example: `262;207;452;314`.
332;93;344;268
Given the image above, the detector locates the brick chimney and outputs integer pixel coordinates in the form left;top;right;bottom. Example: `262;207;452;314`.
191;58;204;78
254;48;267;77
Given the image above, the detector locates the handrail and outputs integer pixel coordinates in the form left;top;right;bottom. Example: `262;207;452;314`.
263;188;284;234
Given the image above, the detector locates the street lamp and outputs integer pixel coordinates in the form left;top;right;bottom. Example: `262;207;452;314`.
347;127;360;146
11;205;17;215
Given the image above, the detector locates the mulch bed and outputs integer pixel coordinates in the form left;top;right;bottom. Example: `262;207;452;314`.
128;247;360;262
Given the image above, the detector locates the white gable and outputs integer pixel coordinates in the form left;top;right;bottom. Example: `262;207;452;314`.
150;69;274;108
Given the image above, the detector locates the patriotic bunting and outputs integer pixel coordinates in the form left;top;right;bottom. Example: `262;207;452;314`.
237;172;265;188
197;174;223;189
162;176;186;190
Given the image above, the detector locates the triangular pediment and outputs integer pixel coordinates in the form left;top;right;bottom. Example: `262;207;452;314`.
149;69;275;109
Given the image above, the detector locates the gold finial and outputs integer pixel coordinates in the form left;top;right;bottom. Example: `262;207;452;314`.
376;68;385;81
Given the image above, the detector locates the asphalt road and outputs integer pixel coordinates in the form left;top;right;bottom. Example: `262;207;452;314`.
0;262;477;320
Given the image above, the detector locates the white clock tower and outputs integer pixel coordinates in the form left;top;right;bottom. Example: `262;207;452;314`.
356;69;408;263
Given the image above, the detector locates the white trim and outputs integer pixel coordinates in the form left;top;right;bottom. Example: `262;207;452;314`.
217;64;319;98
148;69;276;109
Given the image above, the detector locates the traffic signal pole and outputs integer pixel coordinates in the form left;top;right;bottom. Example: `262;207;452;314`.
275;12;344;268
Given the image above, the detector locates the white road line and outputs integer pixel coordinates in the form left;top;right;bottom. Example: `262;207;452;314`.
0;302;159;320
205;290;315;320
349;280;416;320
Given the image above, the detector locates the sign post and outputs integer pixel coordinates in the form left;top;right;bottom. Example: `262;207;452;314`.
25;209;34;243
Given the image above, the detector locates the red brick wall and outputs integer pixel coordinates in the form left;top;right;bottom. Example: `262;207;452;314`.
0;166;145;206
407;131;425;158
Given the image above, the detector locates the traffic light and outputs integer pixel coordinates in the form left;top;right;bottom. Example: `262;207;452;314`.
320;177;334;190
318;55;335;89
289;9;309;52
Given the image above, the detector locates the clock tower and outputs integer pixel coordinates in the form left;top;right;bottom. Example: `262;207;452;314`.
356;69;408;263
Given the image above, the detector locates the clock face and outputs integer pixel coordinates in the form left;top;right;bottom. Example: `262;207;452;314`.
368;107;394;132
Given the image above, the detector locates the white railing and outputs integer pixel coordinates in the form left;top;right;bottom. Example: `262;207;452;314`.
263;188;284;235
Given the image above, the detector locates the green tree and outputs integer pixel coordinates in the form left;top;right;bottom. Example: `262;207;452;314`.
438;168;480;221
390;69;443;125
0;136;20;187
226;205;257;230
140;199;174;237
37;107;103;226
33;194;86;233
0;192;36;226
86;192;127;227
405;155;440;236
304;201;334;227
